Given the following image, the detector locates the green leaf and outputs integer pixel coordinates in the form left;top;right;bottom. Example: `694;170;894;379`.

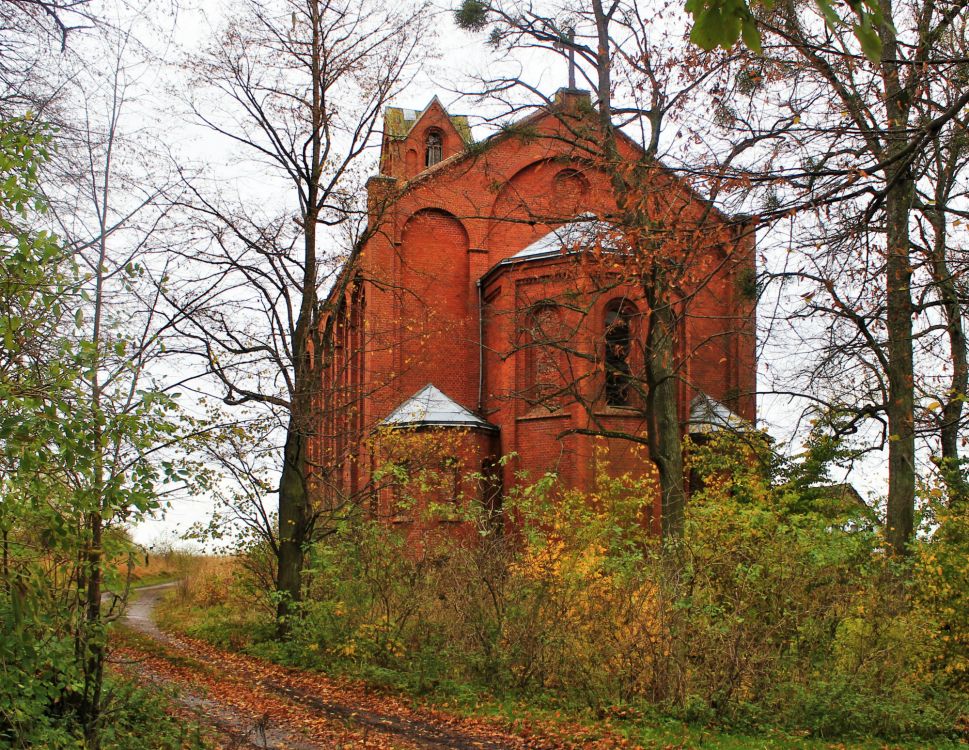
741;18;762;53
691;6;729;50
815;0;843;29
854;16;882;61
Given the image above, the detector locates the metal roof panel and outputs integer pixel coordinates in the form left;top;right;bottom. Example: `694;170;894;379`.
381;384;497;431
688;393;745;434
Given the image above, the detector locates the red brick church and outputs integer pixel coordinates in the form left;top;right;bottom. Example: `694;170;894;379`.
315;89;756;543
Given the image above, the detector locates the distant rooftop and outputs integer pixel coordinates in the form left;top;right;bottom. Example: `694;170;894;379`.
381;384;497;431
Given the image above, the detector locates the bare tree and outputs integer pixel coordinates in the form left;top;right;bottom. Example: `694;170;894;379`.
167;0;430;630
6;16;190;743
711;0;969;550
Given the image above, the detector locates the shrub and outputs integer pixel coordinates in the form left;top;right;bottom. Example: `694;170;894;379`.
173;434;968;742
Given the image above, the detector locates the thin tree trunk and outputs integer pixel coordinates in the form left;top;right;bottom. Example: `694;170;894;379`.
82;511;104;748
591;0;686;541
644;283;686;539
1;526;8;590
927;213;969;504
881;0;917;554
81;99;115;741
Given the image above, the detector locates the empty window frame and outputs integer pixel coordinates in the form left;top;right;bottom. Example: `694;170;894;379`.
425;130;443;167
604;302;635;406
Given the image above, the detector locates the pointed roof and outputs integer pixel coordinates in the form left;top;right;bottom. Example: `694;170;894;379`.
687;393;746;435
381;384;497;431
383;97;473;144
396;88;735;226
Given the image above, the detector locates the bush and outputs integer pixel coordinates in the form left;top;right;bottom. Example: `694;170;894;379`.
167;436;969;742
0;612;203;749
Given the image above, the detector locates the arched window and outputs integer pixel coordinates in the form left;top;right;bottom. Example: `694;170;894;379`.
425;130;443;167
440;455;461;503
604;302;634;406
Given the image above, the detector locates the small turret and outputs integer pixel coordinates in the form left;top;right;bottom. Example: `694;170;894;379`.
378;97;473;180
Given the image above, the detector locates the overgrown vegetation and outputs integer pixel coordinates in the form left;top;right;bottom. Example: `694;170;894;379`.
0;118;201;748
161;433;968;746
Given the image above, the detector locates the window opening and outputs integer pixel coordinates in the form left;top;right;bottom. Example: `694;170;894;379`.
440;456;461;503
425;130;443;167
605;305;633;406
524;304;561;407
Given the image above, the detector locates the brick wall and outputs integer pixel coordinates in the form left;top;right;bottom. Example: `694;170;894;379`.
315;90;757;541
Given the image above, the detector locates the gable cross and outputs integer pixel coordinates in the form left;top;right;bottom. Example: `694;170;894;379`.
554;27;577;90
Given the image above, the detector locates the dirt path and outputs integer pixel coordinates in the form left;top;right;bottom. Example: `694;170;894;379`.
115;585;612;750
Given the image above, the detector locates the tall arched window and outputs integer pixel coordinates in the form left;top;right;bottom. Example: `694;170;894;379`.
604;302;634;406
425;130;443;167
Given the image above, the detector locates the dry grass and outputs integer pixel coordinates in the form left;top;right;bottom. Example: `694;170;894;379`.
155;555;268;651
110;545;197;588
173;555;239;607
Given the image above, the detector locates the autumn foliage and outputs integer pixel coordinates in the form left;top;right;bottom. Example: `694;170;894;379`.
169;434;967;742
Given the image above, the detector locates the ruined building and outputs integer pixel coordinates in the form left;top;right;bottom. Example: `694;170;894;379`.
313;90;756;546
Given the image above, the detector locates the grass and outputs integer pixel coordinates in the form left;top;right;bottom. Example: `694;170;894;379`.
428;694;958;750
104;546;197;594
326;664;966;750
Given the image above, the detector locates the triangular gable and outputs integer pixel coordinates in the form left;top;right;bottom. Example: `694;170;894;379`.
381;384;497;431
383;96;472;145
401;90;733;225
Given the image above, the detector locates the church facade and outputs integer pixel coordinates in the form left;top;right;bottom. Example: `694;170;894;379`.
314;89;756;545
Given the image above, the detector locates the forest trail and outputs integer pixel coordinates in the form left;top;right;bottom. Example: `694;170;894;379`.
114;584;618;750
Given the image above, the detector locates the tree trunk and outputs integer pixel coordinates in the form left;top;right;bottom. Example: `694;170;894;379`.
644;285;686;539
880;0;916;555
276;418;310;633
884;185;916;554
82;511;104;748
929;228;969;504
1;527;8;590
590;0;686;541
